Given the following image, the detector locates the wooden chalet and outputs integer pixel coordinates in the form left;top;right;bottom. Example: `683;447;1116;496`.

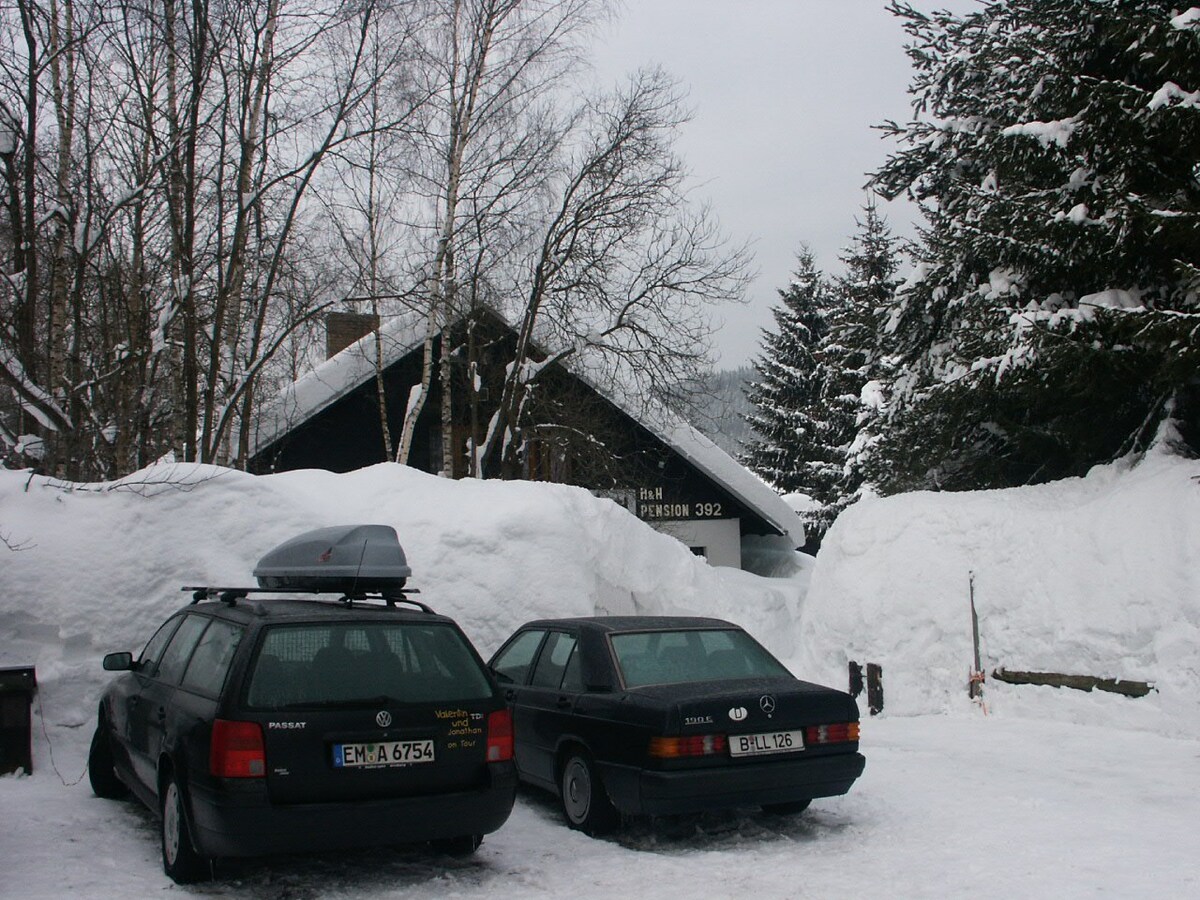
249;309;801;569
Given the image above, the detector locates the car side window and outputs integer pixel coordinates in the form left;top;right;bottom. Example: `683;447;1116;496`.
490;630;546;685
137;616;183;676
559;642;583;692
153;615;208;685
530;632;577;689
180;619;244;697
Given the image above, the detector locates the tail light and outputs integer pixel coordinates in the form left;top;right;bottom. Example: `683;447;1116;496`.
210;719;266;778
648;734;728;758
486;709;513;762
804;722;860;746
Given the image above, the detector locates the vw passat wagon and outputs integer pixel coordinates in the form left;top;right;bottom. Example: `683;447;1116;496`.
87;525;516;883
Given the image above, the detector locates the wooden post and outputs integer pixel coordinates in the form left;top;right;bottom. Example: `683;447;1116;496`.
866;663;883;716
968;572;985;702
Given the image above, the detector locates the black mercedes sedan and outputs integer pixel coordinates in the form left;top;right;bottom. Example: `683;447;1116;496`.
487;616;865;834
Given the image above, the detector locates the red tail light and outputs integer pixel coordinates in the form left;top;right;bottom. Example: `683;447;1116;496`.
486;709;513;762
648;734;728;758
210;719;266;778
804;722;860;746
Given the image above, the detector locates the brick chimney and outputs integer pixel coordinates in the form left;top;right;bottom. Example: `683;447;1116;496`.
325;312;380;359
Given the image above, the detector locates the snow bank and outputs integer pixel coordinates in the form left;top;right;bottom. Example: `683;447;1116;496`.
5;451;1195;744
799;450;1200;737
0;463;806;733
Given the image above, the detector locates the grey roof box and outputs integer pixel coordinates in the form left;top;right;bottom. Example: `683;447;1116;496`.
253;524;412;594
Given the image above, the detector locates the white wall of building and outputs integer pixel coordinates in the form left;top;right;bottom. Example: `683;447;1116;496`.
652;518;742;569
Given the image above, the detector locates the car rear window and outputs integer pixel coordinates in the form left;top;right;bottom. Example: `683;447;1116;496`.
611;628;792;688
245;622;493;708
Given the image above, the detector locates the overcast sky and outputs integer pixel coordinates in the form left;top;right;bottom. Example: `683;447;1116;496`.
591;0;977;367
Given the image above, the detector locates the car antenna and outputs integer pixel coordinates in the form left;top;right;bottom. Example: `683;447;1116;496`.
345;536;370;605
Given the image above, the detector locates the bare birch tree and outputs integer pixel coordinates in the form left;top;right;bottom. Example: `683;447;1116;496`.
479;68;752;478
396;0;600;473
0;0;425;477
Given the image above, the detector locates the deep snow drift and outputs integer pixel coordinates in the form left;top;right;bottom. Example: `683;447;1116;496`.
3;450;1198;741
799;448;1200;737
0;462;810;737
3;452;1199;898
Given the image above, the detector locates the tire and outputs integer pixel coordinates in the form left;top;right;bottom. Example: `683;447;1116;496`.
559;749;619;836
161;775;209;884
87;723;129;800
431;834;483;856
761;798;812;816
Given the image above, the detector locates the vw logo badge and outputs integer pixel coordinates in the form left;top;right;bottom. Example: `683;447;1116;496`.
759;695;776;715
375;710;392;728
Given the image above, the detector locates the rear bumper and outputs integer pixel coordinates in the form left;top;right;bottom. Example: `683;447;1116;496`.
601;751;865;817
187;762;517;858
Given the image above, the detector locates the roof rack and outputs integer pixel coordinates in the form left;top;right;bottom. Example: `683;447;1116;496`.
182;585;433;613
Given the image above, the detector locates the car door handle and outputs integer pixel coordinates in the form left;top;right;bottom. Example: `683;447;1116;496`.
555;696;572;709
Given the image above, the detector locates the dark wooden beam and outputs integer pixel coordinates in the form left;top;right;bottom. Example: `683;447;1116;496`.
992;667;1154;698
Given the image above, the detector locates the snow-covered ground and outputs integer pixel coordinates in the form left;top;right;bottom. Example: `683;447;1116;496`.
2;453;1199;897
5;715;1198;899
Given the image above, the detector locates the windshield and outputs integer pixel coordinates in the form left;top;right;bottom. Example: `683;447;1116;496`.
610;628;791;688
246;621;493;708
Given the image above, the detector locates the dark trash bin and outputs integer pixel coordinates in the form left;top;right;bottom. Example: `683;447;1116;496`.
0;666;37;775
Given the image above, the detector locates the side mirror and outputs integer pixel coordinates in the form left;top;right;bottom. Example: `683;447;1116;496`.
102;651;134;672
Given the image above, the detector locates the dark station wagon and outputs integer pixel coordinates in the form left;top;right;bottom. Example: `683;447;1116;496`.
87;526;516;883
488;616;865;834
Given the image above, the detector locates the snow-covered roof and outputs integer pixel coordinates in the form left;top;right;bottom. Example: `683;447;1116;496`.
570;373;803;545
251;309;427;455
252;311;802;546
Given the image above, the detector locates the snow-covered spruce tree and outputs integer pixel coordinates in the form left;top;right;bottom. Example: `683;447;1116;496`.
817;199;903;530
742;249;842;527
867;0;1200;492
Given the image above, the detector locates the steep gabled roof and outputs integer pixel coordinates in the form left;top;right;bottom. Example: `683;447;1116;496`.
252;311;802;546
251;309;427;456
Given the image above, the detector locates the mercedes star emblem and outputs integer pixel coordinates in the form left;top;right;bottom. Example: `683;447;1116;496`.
375;710;392;727
759;695;776;715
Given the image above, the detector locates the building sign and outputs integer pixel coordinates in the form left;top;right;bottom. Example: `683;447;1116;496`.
635;486;726;521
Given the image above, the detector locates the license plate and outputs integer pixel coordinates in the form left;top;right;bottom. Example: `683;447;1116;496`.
333;739;435;768
728;730;805;758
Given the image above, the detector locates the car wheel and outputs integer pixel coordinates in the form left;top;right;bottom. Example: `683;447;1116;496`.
161;775;209;884
761;799;812;816
431;834;483;856
87;722;129;799
559;749;619;835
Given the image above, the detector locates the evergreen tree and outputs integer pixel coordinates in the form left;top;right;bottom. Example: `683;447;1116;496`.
742;250;842;510
867;0;1200;492
822;199;902;520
